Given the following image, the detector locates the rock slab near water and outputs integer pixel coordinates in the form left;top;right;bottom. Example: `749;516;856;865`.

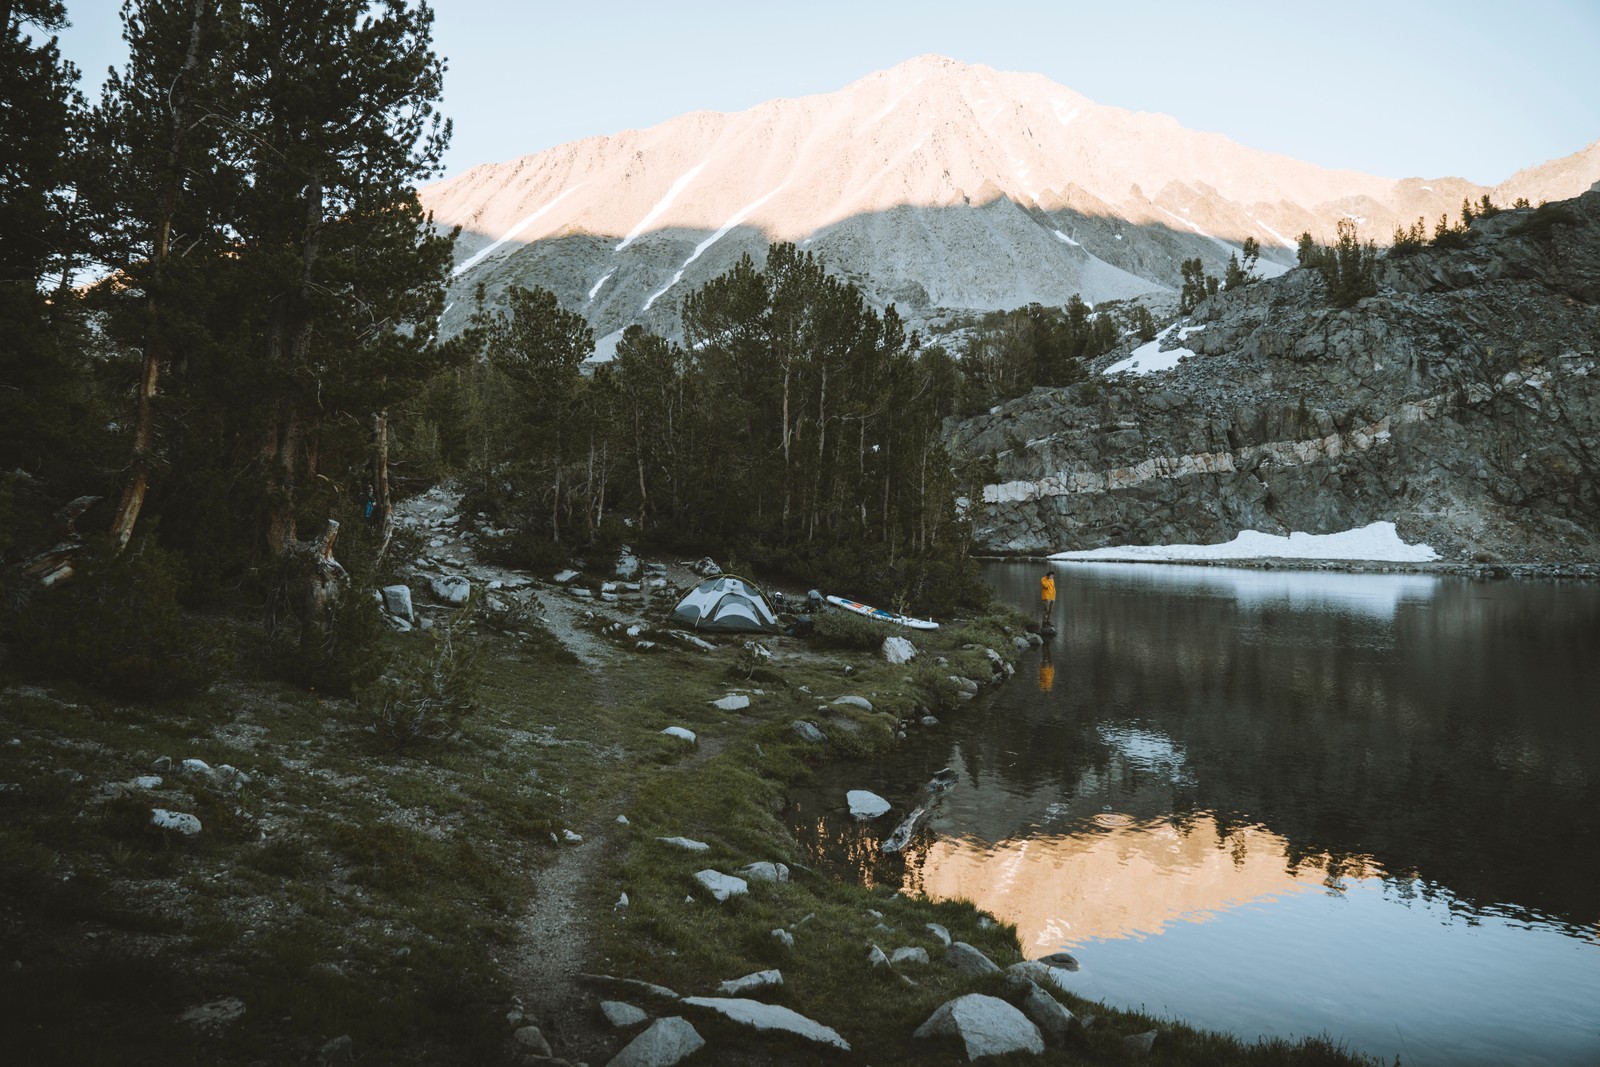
847;789;891;819
945;941;1001;976
681;996;850;1050
914;993;1045;1060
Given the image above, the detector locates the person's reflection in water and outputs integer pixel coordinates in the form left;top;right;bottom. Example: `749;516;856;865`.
1038;639;1055;694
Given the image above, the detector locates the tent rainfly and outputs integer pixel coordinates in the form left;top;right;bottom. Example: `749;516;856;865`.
671;574;780;633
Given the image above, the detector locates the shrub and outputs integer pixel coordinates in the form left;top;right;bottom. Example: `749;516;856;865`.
7;538;229;698
1507;203;1580;241
810;606;891;651
909;662;963;713
1389;217;1428;257
267;563;390;697
894;551;988;618
357;599;483;748
488;530;572;572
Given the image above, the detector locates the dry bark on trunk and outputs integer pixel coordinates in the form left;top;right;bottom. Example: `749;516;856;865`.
370;409;394;560
293;518;347;652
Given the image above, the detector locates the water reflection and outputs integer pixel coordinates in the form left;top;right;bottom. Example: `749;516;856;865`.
1094;724;1193;786
1050;561;1441;620
789;563;1600;1065
911;811;1371;949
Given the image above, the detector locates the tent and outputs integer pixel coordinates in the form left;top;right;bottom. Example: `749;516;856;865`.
671;574;781;633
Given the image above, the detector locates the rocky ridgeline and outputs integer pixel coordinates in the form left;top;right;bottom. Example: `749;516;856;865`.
950;189;1600;566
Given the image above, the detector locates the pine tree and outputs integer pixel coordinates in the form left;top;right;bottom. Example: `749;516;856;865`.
86;0;244;552
0;0;100;493
1132;305;1157;342
0;0;81;290
223;0;452;560
1296;232;1318;268
1224;252;1246;291
482;285;593;544
1179;257;1213;313
612;325;688;531
1324;219;1377;307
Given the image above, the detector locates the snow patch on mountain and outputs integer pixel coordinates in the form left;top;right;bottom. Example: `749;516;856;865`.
643;183;789;311
616;161;708;251
1105;324;1201;376
451;183;582;277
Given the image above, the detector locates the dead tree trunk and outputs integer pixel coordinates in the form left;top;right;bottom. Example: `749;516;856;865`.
292;518;348;653
370;408;394;560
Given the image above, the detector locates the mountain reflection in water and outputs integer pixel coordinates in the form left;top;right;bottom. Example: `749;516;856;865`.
787;562;1600;1066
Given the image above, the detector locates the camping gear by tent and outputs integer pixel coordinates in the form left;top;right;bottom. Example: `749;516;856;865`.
824;594;938;630
672;574;781;633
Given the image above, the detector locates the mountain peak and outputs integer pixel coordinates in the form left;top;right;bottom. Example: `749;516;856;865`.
420;57;1596;351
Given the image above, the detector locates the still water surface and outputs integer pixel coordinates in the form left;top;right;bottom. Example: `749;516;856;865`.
788;562;1600;1065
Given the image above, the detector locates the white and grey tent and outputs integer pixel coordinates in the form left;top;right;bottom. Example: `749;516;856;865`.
671;575;780;634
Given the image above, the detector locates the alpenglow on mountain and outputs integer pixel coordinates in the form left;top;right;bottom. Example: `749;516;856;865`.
420;54;1600;353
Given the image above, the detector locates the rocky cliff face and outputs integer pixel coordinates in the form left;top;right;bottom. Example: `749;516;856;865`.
949;191;1600;564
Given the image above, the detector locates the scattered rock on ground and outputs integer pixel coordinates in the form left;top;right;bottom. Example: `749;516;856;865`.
1019;983;1076;1045
736;861;789;882
680;996;850;1051
1007;960;1074;994
791;720;826;743
381;584;414;621
692;870;748;902
581;974;681;1001
318;1034;354;1066
945;941;1001;976
177;996;246;1031
656;836;709;852
605;1015;704;1067
600;1000;648;1029
512;1024;552;1055
717;969;782;995
1125;1029;1159;1056
847;789;891;820
430;574;471;605
883;635;917;663
914;993;1044;1060
1037;950;1080;971
150;808;202;836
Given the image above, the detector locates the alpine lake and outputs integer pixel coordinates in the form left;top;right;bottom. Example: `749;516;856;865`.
787;560;1600;1066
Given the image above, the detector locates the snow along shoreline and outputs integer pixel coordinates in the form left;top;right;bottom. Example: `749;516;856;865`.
972;523;1599;581
1049;522;1437;564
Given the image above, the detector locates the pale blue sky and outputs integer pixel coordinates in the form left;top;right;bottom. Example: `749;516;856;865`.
55;0;1600;185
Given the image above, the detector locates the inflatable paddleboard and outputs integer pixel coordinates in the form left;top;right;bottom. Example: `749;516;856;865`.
825;595;939;630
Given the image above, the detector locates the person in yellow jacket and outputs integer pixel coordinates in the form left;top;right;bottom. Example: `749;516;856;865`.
1039;570;1056;628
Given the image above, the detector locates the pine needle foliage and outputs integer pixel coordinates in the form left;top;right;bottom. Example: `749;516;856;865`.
357;597;484;749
